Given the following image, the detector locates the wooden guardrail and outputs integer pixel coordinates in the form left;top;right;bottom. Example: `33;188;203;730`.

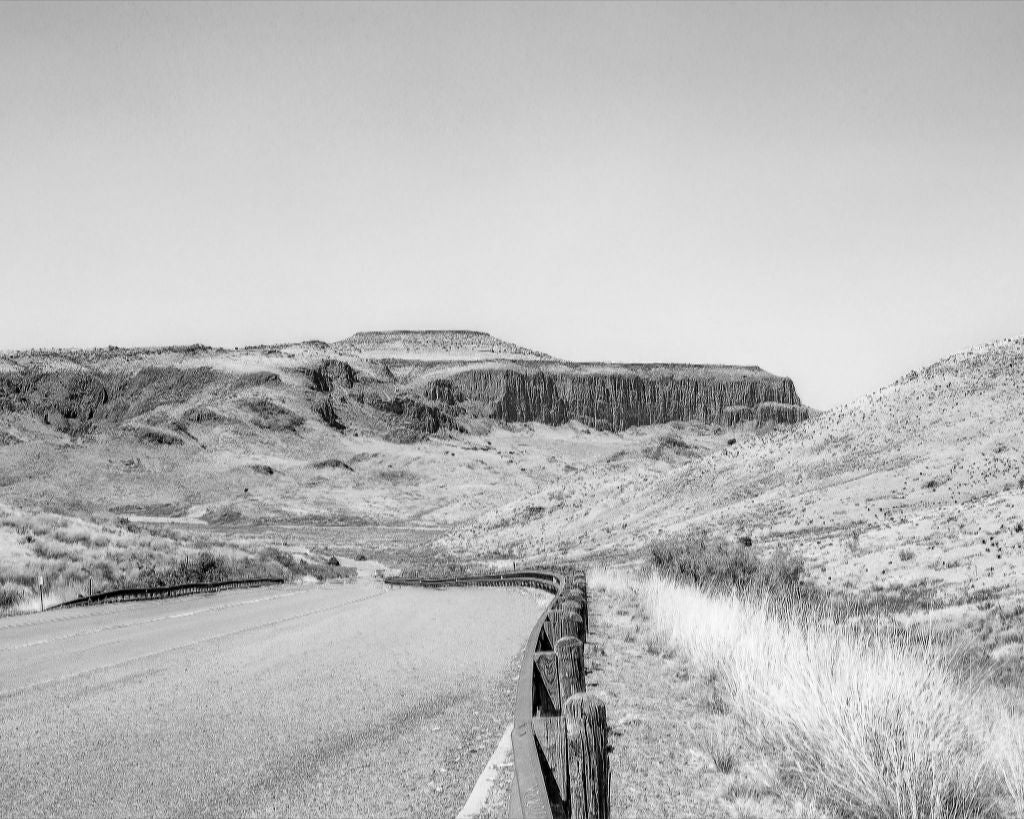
384;568;610;819
48;577;286;610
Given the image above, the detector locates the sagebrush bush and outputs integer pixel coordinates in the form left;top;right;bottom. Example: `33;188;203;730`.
650;529;807;596
244;397;304;432
0;582;26;614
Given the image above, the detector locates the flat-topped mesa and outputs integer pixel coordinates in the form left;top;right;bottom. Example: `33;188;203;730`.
417;361;805;431
0;331;808;438
335;330;552;362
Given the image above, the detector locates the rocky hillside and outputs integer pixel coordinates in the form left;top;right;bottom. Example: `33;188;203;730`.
445;337;1024;644
0;332;806;441
0;331;803;529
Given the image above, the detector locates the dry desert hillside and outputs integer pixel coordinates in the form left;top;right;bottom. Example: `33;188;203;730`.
445;338;1024;653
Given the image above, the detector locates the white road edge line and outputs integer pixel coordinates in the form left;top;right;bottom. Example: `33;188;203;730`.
457;721;514;819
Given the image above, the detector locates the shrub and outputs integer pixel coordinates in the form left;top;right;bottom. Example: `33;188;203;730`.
258;546;296;572
182;406;223;424
649;529;807;596
298;561;356;581
312;458;352;470
30;540;78;560
244;397;304;432
136;427;183;446
0;582;26;613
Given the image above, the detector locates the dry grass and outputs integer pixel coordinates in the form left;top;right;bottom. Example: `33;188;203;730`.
996;724;1024;818
640;573;1024;818
696;722;740;773
0;503;353;615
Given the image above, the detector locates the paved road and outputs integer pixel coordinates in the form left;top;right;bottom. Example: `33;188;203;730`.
0;580;544;817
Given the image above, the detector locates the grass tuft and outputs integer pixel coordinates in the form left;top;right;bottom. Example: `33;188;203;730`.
696;723;740;773
641;574;1022;819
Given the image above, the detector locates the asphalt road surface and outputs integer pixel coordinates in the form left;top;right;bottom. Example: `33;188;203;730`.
0;580;544;817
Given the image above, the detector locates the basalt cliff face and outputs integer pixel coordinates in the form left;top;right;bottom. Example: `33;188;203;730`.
0;332;806;442
419;363;803;431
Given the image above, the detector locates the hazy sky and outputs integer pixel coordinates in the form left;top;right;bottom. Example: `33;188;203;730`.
2;2;1023;408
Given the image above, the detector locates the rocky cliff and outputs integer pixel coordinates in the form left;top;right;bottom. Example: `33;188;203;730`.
0;332;806;440
419;363;803;431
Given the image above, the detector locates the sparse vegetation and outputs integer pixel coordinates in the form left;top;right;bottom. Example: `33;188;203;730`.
639;572;1024;819
0;504;353;615
649;528;808;597
695;723;739;773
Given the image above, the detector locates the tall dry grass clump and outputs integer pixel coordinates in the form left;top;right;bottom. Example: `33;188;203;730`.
641;574;1023;818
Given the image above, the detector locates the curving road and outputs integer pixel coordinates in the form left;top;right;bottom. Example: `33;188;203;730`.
0;580;544;817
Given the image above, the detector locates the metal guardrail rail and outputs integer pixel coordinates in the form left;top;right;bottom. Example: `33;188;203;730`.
384;569;580;819
48;577;286;610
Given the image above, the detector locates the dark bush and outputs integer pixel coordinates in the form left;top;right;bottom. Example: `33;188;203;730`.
0;582;26;613
649;528;807;596
298;561;356;581
136;427;184;446
312;458;352;470
182;406;223;424
258;546;296;572
244;397;304;432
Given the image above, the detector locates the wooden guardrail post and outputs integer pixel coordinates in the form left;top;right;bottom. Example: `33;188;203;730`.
551;609;584;646
383;567;606;819
558;599;585;643
563;588;587;636
564;692;609;819
555;636;584;703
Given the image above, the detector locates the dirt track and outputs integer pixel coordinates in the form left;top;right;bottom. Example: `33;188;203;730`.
0;580;543;817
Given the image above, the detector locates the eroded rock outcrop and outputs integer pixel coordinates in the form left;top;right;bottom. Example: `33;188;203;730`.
0;332;807;439
420;364;802;430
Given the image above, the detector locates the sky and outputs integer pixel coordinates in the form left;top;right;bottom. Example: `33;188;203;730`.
2;2;1023;409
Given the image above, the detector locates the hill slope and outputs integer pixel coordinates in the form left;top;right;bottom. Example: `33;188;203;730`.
0;332;802;526
445;338;1024;636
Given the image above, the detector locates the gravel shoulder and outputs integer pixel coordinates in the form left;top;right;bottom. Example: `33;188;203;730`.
586;577;821;819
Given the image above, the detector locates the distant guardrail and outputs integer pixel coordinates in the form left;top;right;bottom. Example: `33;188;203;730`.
48;577;286;610
384;569;610;819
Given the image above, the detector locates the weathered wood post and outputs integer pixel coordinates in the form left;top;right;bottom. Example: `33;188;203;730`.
564;587;587;630
38;575;44;613
555;635;585;703
551;608;584;645
560;598;585;641
564;692;609;819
